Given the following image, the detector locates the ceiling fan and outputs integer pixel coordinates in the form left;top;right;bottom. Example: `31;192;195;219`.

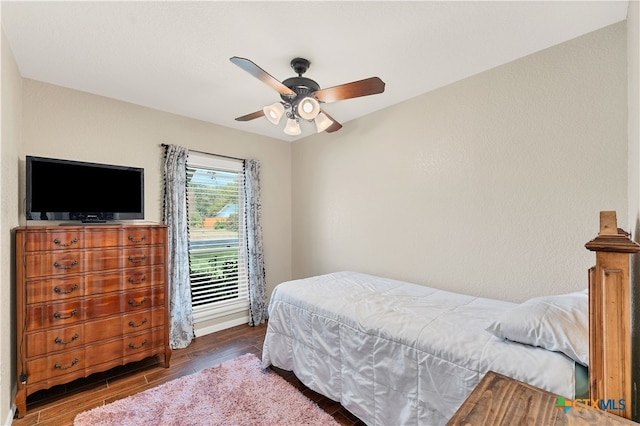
230;56;385;135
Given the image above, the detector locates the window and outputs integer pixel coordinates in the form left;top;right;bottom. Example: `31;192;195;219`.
186;153;248;321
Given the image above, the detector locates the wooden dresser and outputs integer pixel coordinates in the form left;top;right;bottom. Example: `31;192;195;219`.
14;224;172;418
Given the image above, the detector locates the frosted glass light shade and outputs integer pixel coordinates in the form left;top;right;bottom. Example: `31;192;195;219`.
284;118;301;136
297;97;320;120
314;112;334;133
263;103;285;125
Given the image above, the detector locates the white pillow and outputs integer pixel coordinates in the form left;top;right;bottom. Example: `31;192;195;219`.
485;290;588;366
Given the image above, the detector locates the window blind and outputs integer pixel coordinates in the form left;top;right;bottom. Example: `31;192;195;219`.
186;153;248;316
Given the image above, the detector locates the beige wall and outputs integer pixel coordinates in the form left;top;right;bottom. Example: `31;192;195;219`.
19;79;293;337
292;22;628;303
629;2;639;239
1;27;22;425
627;0;640;420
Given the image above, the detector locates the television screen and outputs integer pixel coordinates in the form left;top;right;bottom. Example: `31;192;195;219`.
26;156;144;222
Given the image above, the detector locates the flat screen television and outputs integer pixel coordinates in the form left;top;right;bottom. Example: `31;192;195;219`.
26;155;144;222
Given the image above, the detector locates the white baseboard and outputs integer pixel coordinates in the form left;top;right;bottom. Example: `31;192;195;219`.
5;404;16;425
194;315;249;338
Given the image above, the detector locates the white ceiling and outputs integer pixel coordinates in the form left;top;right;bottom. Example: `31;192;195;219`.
1;1;629;141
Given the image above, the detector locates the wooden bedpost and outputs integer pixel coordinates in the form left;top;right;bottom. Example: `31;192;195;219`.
585;211;640;419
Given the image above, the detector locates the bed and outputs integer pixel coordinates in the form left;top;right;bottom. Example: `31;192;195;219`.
261;271;589;426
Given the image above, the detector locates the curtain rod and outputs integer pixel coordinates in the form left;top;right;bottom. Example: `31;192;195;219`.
160;143;244;162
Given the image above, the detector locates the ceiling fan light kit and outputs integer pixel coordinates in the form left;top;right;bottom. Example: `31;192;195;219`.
313;112;333;133
284;116;302;136
297;97;321;120
263;102;285;125
230;56;385;136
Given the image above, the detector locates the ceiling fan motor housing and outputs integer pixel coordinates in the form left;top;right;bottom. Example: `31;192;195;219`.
282;79;320;119
280;57;321;115
281;77;320;100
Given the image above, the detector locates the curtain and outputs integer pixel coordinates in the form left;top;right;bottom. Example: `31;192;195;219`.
162;144;194;349
244;159;268;326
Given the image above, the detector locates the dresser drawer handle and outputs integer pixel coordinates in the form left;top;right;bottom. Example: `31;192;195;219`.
53;259;78;270
128;255;147;264
54;284;79;295
128;339;148;350
127;275;147;285
128;235;147;243
128;297;148;307
128;318;148;328
54;333;79;345
53;237;79;247
54;358;79;370
53;309;78;320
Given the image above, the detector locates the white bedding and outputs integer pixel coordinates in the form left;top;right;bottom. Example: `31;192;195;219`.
262;271;576;426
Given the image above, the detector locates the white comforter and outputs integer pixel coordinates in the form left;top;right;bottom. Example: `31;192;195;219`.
262;271;576;426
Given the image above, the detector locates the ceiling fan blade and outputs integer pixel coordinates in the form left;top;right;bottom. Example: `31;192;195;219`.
313;77;385;103
235;110;265;121
230;57;296;97
321;111;343;133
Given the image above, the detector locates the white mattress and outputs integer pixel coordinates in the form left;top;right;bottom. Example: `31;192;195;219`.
262;271;576;426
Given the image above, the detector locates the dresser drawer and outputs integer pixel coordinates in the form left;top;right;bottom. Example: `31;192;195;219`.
27;349;85;383
23;230;85;252
123;287;165;313
26;324;84;358
123;266;165;291
123;308;164;334
124;330;159;353
123;246;165;268
26;316;122;357
122;328;166;362
82;328;164;368
24;251;84;278
122;227;166;247
25;300;84;332
26;293;126;332
26;276;85;303
28;336;128;385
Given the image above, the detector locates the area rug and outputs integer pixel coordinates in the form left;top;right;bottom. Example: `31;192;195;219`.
73;353;339;426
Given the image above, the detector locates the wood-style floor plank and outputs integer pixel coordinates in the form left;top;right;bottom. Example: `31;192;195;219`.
11;322;365;426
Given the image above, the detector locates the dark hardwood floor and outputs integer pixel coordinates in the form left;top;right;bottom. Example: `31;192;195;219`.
12;322;365;426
